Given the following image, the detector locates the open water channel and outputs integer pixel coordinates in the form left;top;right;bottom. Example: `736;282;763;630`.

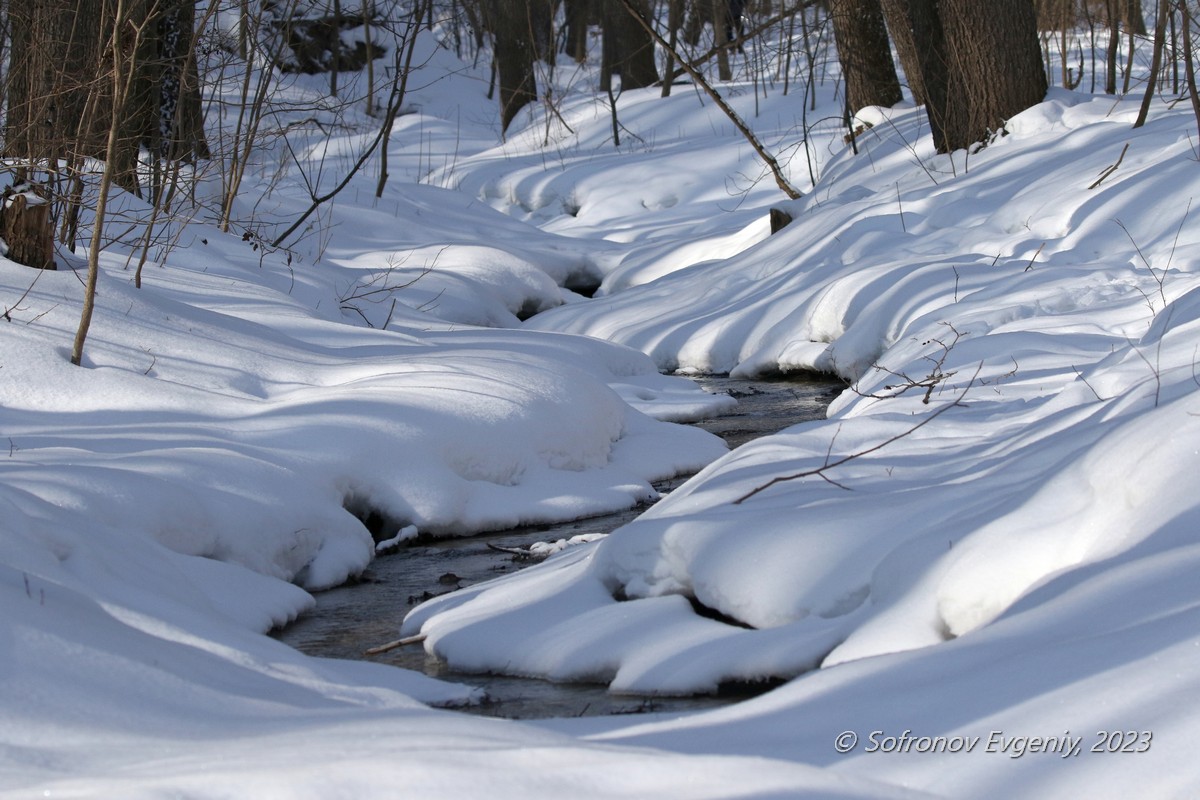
276;374;843;719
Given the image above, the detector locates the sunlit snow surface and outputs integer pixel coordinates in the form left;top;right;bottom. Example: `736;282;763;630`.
2;20;1200;800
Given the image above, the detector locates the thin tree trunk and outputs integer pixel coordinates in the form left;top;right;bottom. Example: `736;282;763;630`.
1133;0;1169;127
663;0;684;95
74;0;135;366
713;0;732;80
1107;0;1121;93
493;0;538;132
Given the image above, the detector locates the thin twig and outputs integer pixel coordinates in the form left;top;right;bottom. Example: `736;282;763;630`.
1071;364;1107;401
1087;142;1129;189
1024;242;1046;272
733;363;981;504
2;267;47;321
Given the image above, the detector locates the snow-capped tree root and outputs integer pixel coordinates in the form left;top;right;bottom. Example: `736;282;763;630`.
733;362;981;503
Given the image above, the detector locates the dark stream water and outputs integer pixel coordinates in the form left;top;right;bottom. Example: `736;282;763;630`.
275;374;842;719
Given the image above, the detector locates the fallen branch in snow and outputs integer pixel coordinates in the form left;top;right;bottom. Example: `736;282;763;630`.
488;533;608;562
853;322;964;404
1087;143;1129;189
487;542;535;558
363;633;426;656
1023;242;1046;272
733;362;981;504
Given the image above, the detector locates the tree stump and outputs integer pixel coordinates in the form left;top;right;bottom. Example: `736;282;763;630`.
0;186;55;270
769;207;793;234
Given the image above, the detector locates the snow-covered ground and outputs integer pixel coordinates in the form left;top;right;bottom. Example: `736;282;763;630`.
3;11;1199;799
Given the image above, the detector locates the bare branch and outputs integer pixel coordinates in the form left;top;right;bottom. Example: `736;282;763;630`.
733;362;982;504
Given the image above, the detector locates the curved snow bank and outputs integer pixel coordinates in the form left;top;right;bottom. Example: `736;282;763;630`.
526;90;1200;379
406;90;1200;796
2;483;923;800
0;241;728;595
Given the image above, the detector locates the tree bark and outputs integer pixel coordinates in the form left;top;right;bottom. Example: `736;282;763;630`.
493;0;539;132
879;0;926;104
1106;0;1121;93
159;0;211;163
909;0;1047;153
5;0;208;197
944;0;1046;147
4;0;106;175
1133;0;1169;127
564;0;591;61
905;0;959;150
713;0;732;80
602;0;660;89
1127;0;1147;33
830;0;903;113
0;187;56;269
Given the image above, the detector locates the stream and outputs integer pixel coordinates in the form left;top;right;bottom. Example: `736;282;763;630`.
275;374;843;719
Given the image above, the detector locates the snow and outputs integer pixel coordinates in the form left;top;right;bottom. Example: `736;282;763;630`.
3;9;1200;800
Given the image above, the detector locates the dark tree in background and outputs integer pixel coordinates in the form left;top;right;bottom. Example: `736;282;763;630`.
1126;0;1147;33
492;0;540;131
563;0;590;62
829;0;903;113
903;0;960;150
5;0;108;180
5;0;208;195
600;0;660;91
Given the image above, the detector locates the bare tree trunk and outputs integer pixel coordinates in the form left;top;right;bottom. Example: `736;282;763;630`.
5;0;208;200
905;0;958;150
663;0;685;95
684;0;711;45
74;0;138;366
1181;0;1200;139
829;0;903;112
913;0;1047;153
713;0;732;80
493;0;539;132
4;0;106;174
1133;0;1169;127
1107;0;1121;93
161;0;211;163
602;0;660;89
879;0;926;104
1128;0;1147;33
564;0;590;61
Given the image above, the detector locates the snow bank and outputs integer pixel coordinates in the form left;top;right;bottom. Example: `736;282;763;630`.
407;87;1200;796
6;9;1200;797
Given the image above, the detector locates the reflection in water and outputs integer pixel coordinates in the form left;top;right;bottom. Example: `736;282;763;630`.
275;374;842;719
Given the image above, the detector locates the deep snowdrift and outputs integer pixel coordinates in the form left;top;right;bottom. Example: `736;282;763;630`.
4;15;1200;800
404;90;1200;795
